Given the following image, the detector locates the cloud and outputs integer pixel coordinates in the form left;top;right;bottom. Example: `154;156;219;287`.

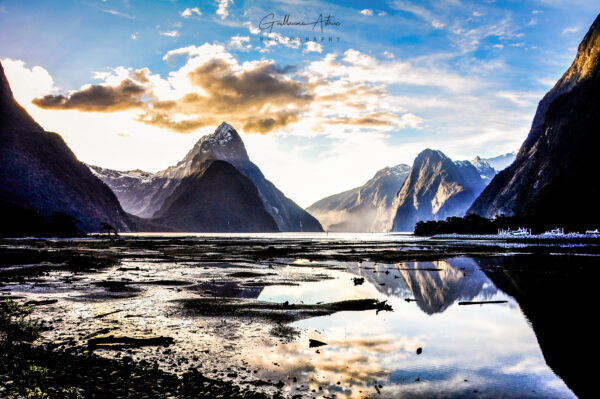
102;9;135;19
228;35;251;50
390;1;445;29
360;9;373;16
495;90;544;107
32;78;146;112
303;41;323;53
325;112;422;128
243;111;300;134
135;113;215;133
562;26;579;35
160;30;180;37
431;20;445;29
216;0;232;20
131;32;138;40
0;6;7;14
306;49;474;92
383;51;395;59
261;32;300;50
30;44;423;136
1;58;56;106
243;21;261;35
180;7;202;18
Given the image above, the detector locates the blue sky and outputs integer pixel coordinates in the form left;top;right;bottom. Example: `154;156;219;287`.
1;0;598;206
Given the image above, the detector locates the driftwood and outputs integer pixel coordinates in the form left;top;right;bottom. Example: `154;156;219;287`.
458;300;508;305
88;335;174;350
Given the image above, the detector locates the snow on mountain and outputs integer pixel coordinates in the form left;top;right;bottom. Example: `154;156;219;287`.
469;157;497;183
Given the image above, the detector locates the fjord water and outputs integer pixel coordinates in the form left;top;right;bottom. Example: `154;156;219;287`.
253;257;576;398
1;234;593;398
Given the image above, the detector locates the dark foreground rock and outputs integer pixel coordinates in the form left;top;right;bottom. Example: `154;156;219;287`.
0;343;278;399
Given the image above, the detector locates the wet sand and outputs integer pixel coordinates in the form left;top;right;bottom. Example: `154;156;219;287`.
1;234;598;398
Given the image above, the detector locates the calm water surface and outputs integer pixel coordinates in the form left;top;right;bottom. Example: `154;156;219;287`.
1;234;593;398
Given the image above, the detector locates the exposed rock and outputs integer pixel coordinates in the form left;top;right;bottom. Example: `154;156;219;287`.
389;149;486;232
91;122;322;232
307;164;410;232
469;14;600;230
469;156;496;183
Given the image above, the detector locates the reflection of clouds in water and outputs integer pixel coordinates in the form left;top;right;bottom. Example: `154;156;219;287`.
502;355;551;375
248;325;429;397
252;257;574;398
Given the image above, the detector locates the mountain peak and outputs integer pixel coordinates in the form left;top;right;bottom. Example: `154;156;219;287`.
413;149;452;169
212;121;240;144
0;61;43;131
556;14;600;91
157;122;249;179
416;148;448;161
195;122;247;159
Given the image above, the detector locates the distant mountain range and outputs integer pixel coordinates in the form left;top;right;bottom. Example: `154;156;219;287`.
389;149;487;231
469;14;600;230
306;164;411;232
90;122;322;232
4;11;597;235
0;61;133;233
0;59;321;234
308;150;503;232
478;152;516;172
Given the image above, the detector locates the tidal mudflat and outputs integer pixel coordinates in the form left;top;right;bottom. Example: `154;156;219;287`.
1;233;598;398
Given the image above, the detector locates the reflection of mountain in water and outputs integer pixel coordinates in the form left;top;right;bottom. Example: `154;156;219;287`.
353;257;497;315
480;254;595;399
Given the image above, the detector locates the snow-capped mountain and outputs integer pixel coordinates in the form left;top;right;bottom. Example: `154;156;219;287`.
89;122;322;232
478;152;516;172
469;157;497;183
88;166;170;218
307;164;411;232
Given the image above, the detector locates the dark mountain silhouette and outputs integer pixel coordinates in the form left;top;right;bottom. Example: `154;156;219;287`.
91;122;322;232
481;254;596;399
469;14;600;230
0;61;132;233
151;159;278;232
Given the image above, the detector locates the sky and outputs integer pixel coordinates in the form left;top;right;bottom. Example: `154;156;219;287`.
0;0;598;207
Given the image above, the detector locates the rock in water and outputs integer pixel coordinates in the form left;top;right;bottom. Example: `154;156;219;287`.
468;14;600;230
